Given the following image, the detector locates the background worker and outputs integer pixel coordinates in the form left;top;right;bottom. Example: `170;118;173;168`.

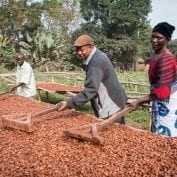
131;22;177;137
10;53;37;99
57;34;127;123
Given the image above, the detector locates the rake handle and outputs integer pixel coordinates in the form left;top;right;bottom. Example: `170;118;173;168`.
32;105;59;118
97;106;134;130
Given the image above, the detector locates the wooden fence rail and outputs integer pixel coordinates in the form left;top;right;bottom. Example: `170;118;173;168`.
0;72;149;97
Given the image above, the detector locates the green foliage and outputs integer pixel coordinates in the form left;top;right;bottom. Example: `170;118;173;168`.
118;71;149;96
80;0;151;38
98;37;137;65
0;79;10;92
0;0;153;71
125;105;149;130
41;0;80;38
38;91;66;104
168;39;177;58
0;0;79;71
0;65;12;74
0;35;15;69
0;0;42;68
136;22;152;60
69;23;137;67
19;28;55;59
69;0;152;68
0;0;41;39
118;71;149;82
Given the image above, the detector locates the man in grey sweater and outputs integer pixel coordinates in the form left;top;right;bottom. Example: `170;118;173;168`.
57;34;127;123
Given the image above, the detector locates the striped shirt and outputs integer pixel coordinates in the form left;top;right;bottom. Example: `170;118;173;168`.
148;50;177;100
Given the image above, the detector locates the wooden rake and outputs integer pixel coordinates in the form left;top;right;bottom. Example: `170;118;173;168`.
1;105;60;132
64;105;134;145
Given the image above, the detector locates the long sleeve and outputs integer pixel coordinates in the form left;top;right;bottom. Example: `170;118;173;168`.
67;66;103;108
149;52;177;100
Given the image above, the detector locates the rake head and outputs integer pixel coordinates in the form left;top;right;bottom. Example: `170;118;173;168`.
1;113;33;132
64;123;104;145
1;105;60;132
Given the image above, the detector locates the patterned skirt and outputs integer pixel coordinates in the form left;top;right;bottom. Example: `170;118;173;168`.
151;82;177;137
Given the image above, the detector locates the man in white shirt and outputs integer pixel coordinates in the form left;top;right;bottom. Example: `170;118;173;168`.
10;53;36;99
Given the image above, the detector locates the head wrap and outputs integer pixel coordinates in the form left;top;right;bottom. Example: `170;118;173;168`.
152;22;175;41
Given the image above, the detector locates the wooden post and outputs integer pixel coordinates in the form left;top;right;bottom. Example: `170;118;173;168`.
147;103;152;132
46;91;49;101
37;89;41;102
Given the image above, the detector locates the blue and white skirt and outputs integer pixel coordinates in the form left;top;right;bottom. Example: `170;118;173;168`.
151;82;177;137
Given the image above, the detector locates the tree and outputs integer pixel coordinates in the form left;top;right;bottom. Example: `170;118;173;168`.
71;0;152;69
0;0;42;43
0;0;42;68
34;0;81;71
0;34;15;69
0;0;81;71
136;22;152;60
80;0;151;38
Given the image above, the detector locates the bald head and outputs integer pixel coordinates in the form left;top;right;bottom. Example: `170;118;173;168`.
16;53;25;66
